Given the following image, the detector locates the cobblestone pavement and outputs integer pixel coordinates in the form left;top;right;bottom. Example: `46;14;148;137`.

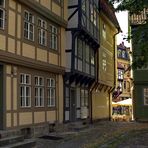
35;121;148;148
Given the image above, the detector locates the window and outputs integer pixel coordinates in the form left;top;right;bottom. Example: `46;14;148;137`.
74;37;95;76
35;76;44;107
102;53;107;71
118;50;122;57
24;11;34;41
81;89;88;107
49;25;58;50
65;87;70;108
0;0;5;6
77;39;83;71
144;88;148;105
38;18;47;46
102;23;106;39
118;69;124;79
122;50;126;58
20;74;31;107
90;49;95;76
118;82;123;92
85;45;90;74
123;81;126;90
47;78;56;107
0;0;5;29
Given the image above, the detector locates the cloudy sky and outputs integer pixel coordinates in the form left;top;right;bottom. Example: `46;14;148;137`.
115;11;131;47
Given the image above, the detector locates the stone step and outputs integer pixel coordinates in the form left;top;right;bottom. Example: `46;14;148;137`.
1;139;36;148
67;121;90;131
0;135;24;146
0;130;21;139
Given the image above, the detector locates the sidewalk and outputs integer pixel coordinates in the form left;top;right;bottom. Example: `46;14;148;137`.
35;121;148;148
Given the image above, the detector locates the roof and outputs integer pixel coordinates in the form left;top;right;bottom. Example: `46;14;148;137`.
117;42;126;50
117;62;124;69
99;0;121;31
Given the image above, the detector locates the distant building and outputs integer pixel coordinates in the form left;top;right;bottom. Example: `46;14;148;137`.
113;42;132;102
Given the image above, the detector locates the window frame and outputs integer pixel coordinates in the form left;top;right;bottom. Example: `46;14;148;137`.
118;69;124;80
49;24;58;50
34;76;45;107
0;0;5;30
24;10;34;41
0;0;5;7
20;73;31;108
38;18;47;46
74;37;95;76
47;78;56;107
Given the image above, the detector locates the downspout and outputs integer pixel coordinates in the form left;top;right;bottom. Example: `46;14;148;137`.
113;28;121;89
108;28;121;120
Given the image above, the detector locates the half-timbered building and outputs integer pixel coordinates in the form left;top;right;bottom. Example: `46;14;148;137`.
64;0;99;122
92;0;120;121
0;0;67;135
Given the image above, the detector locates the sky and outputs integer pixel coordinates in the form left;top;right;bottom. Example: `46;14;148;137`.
115;11;131;47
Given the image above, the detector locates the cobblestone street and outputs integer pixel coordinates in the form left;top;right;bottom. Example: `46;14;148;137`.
35;121;148;148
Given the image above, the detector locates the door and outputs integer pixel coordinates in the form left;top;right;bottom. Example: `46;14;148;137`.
70;89;76;122
0;65;3;129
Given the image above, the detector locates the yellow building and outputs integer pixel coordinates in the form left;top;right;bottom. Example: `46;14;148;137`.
0;0;67;135
92;0;120;121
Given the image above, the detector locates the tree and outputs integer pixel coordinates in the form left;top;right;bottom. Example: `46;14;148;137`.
109;0;148;68
108;0;148;13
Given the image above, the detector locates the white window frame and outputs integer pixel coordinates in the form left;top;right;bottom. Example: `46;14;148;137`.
144;88;148;105
118;69;124;79
47;78;56;107
20;74;31;108
49;25;58;50
38;18;47;46
35;76;44;107
0;0;5;29
24;10;34;41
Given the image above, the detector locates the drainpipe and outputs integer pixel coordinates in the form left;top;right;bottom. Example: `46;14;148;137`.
108;28;122;120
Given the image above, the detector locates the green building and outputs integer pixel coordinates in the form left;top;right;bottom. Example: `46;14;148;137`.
129;8;148;121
